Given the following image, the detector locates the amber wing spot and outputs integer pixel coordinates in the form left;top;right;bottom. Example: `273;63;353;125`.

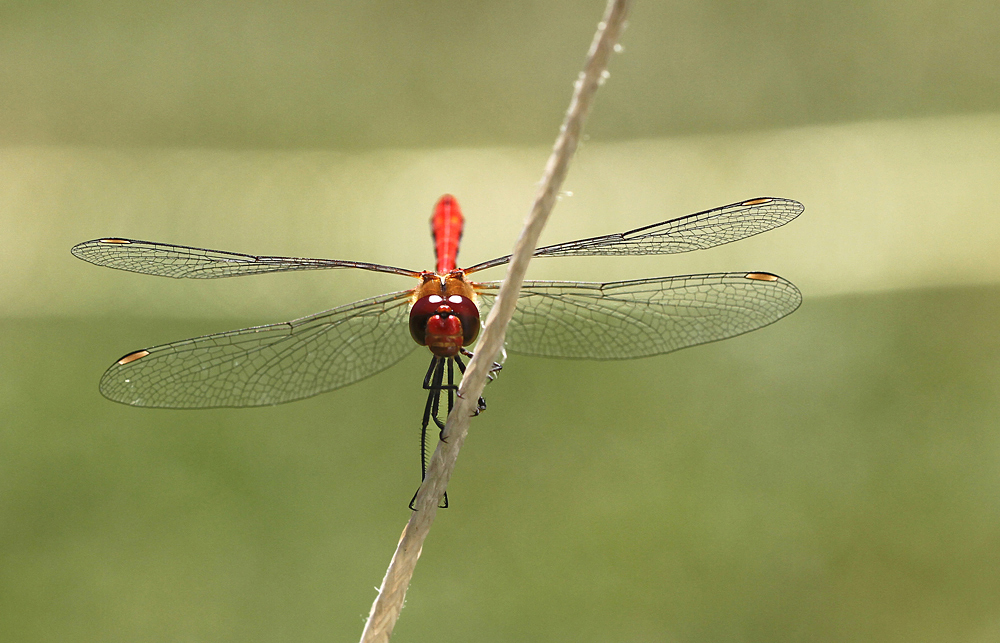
745;272;779;282
742;198;773;206
99;238;132;245
117;350;150;365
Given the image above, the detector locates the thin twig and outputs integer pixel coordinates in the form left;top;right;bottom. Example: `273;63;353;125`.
359;2;631;641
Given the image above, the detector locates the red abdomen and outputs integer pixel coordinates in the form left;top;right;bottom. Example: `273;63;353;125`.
431;194;464;274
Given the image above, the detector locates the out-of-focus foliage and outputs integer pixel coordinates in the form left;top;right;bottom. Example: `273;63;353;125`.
3;287;1000;641
0;0;998;149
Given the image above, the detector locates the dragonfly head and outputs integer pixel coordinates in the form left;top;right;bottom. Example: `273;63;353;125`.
409;294;480;357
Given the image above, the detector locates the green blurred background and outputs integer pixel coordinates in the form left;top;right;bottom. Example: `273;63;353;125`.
3;1;1000;641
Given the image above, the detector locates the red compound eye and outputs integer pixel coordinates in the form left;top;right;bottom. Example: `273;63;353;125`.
409;295;443;345
445;295;480;345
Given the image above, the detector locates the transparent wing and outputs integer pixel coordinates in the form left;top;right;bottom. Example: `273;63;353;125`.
474;272;800;359
72;238;420;278
464;197;803;273
100;289;417;408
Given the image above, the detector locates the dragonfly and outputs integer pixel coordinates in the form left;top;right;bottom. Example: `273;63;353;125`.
73;194;803;507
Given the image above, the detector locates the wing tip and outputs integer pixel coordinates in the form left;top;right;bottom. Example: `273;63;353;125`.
742;196;805;214
116;349;150;365
744;271;779;282
742;271;803;311
69;240;93;259
71;238;136;264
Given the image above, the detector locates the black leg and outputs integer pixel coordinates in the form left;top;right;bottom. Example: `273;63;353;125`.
448;357;455;412
418;358;441;482
411;371;437;511
422;356;439;390
459;347;504;381
454;354;488;416
456;349;503;386
412;356;449;510
430;360;445;432
442;357;455;442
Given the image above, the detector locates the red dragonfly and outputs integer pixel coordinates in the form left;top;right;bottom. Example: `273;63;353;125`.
73;195;802;504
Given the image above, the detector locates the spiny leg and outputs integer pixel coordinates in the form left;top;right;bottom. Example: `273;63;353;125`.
430;358;449;509
411;360;438;509
418;357;443;481
454;354;488;416
441;357;455;442
447;357;455;422
424;357;446;472
421;355;440;390
460;347;504;382
437;359;455;508
411;348;504;509
412;356;448;510
429;359;445;432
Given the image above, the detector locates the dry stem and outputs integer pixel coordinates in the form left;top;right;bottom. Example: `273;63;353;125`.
359;2;631;641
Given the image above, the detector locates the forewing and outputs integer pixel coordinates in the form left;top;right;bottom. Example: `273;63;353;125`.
474;272;800;359
72;238;418;278
100;289;417;408
464;197;803;273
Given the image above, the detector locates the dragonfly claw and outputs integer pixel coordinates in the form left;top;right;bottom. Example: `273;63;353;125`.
458;347;504;385
409;489;448;511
